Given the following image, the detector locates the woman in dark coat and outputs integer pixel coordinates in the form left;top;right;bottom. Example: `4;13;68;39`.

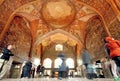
21;61;32;78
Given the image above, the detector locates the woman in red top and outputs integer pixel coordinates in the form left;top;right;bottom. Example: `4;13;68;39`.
105;37;120;74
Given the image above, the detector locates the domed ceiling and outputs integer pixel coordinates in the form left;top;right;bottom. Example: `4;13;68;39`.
41;0;76;28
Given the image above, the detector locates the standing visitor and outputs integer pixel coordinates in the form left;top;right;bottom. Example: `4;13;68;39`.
86;64;93;79
91;62;98;78
104;37;120;80
31;66;35;78
81;49;92;79
0;45;14;79
21;61;32;78
36;64;41;77
0;45;14;72
40;66;45;77
104;37;120;71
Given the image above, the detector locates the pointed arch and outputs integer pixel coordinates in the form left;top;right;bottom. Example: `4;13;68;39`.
75;0;114;36
35;29;82;46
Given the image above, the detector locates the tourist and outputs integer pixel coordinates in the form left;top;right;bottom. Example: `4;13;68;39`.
0;45;14;61
104;37;120;80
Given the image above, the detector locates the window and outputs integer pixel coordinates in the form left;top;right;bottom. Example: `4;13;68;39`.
54;58;62;68
43;58;52;68
55;44;63;51
66;58;74;68
34;58;40;66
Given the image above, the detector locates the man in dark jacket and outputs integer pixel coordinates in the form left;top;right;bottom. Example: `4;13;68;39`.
0;45;14;72
1;45;14;61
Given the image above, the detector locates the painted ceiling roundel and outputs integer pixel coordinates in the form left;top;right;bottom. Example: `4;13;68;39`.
41;0;76;28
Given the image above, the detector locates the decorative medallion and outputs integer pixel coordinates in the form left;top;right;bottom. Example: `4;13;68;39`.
41;0;76;28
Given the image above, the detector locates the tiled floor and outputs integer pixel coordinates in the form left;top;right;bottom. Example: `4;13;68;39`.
0;78;114;81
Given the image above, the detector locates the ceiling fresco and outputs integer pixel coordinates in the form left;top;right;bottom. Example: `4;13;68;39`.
0;0;119;62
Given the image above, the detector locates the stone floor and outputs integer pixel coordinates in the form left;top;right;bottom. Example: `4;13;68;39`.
0;78;115;81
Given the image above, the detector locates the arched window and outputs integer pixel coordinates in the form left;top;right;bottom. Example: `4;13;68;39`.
54;58;62;68
34;58;40;66
55;44;63;51
66;58;74;68
43;58;52;68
